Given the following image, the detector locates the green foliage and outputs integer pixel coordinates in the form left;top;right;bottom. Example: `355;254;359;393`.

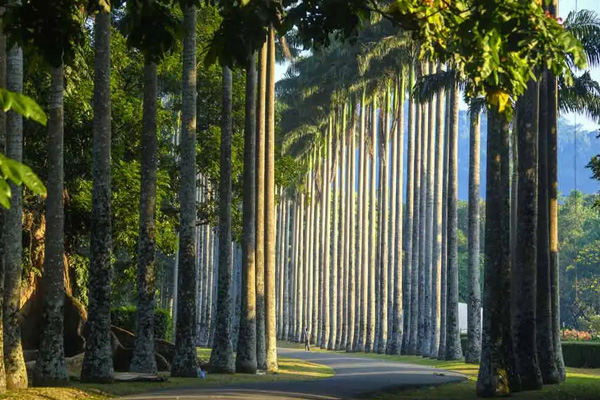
0;154;46;209
0;88;47;125
561;342;600;368
110;305;173;340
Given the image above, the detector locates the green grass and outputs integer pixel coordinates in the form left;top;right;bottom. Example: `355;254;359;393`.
279;342;600;399
0;348;334;400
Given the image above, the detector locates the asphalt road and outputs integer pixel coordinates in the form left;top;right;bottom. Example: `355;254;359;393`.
121;348;466;400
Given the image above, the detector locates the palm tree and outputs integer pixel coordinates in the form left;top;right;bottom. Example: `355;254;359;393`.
445;79;462;361
359;99;369;353
367;103;377;353
172;2;199;377
429;64;444;358
354;95;366;352
265;26;278;373
336;107;347;350
256;40;267;369
512;79;544;390
476;104;519;396
209;66;235;373
402;64;416;355
235;51;258;374
418;94;428;355
3;1;26;388
465;100;482;364
328;120;339;350
34;63;68;386
0;9;7;391
346;106;357;352
438;90;450;361
378;89;390;354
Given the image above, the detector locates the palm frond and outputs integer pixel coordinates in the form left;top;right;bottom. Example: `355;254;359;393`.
565;9;600;68
559;71;600;122
413;69;457;103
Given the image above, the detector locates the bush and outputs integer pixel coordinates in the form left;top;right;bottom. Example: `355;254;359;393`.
561;341;600;368
111;306;173;341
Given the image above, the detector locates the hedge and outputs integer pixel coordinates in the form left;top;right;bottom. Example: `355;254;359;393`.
111;306;172;341
561;341;600;368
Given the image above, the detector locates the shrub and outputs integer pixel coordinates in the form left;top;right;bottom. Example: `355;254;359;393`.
562;328;594;341
561;342;600;368
111;306;172;341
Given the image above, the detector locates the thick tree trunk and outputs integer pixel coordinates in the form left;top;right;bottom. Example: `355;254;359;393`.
172;4;199;377
0;11;7;391
438;93;450;360
73;13;112;379
255;40;267;369
130;61;159;374
476;106;520;396
329;127;338;350
408;87;421;356
209;66;235;373
390;76;405;355
537;69;560;384
346;105;357;352
265;27;278;372
430;67;444;358
465;105;482;364
445;81;462;361
34;65;68;386
297;195;305;342
378;92;390;354
513;80;543;390
312;151;321;346
402;66;416;355
336;109;347;350
418;89;429;355
423;62;436;357
354;96;366;352
305;168;314;344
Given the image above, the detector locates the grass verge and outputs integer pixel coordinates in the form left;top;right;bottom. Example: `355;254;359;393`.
0;348;334;400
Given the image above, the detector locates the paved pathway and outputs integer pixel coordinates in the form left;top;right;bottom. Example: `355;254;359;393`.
121;348;466;400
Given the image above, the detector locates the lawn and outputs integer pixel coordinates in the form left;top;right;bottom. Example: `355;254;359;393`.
0;348;334;400
279;341;600;400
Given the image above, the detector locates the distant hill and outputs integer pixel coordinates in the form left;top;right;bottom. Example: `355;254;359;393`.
454;111;599;200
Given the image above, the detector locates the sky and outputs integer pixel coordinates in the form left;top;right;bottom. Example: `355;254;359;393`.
275;0;600;131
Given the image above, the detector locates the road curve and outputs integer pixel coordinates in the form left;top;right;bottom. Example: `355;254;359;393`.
121;348;466;400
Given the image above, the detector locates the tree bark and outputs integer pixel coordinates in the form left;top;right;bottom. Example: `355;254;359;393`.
34;65;68;386
172;4;199;377
445;80;462;361
465;104;482;364
476;106;520;396
378;92;390;354
130;61;159;374
328;124;338;350
209;66;235;373
256;40;267;369
82;10;114;382
346;103;357;352
0;10;7;391
354;94;366;352
264;27;278;372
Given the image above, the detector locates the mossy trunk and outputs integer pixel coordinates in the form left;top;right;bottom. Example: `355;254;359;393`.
34;65;68;387
81;9;114;383
172;4;199;377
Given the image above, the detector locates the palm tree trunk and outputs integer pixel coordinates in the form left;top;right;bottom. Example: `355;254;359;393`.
34;64;68;386
0;11;7;390
445;80;462;361
476;105;519;396
265;26;278;372
305;167;314;343
312;152;321;346
418;88;429;356
408;85;421;356
388;85;398;351
336;108;347;350
172;3;199;377
429;66;444;358
402;65;416;355
130;61;159;374
359;103;369;353
346;103;357;352
423;62;436;357
329;125;339;350
354;94;366;352
390;75;405;355
437;92;450;360
537;68;560;384
276;195;283;339
235;51;257;375
512;79;543;390
297;194;305;342
378;90;390;355
209;66;235;373
465;103;482;364
255;40;267;369
4;12;26;388
367;114;377;353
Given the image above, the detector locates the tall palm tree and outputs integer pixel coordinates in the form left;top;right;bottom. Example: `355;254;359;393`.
4;4;26;387
418;93;428;355
476;105;519;396
172;2;199;377
34;63;68;386
209;66;235;373
131;59;160;374
336;106;347;350
0;9;7;391
265;26;278;373
512;79;543;390
464;100;482;364
402;64;416;355
429;65;444;358
367;103;377;353
354;95;366;352
346;106;357;352
329;120;339;350
445;79;462;361
378;89;390;354
359;99;369;353
235;50;258;374
256;40;267;369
